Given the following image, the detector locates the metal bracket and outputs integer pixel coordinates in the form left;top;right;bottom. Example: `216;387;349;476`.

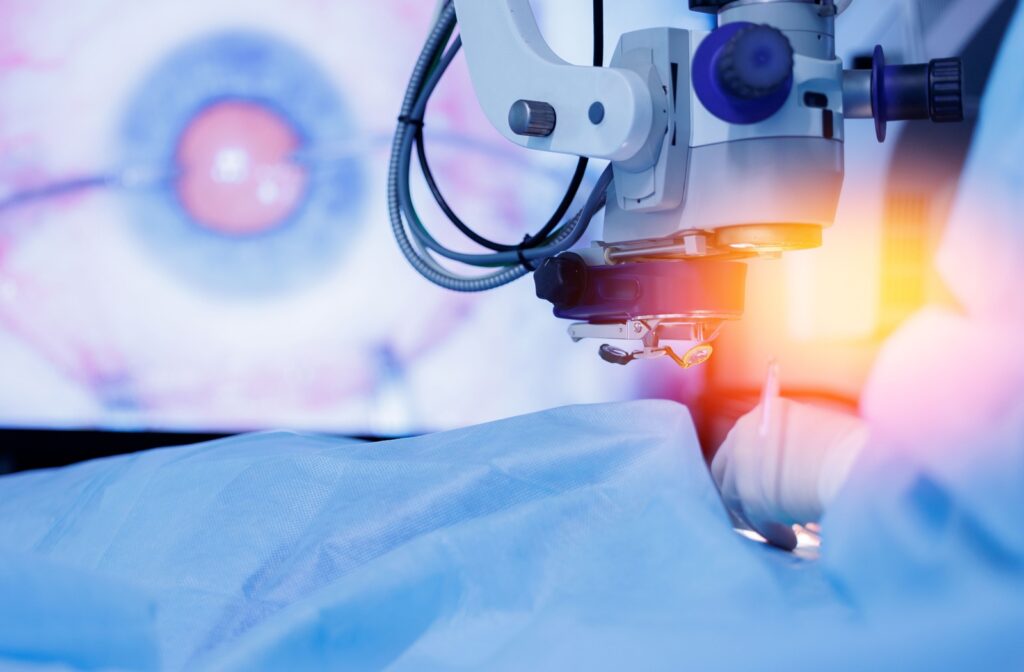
568;318;724;345
452;0;656;161
568;320;652;344
571;318;721;369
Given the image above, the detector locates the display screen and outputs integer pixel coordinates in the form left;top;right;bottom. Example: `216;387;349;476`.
0;1;702;434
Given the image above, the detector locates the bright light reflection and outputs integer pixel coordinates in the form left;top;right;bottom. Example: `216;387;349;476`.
212;147;250;183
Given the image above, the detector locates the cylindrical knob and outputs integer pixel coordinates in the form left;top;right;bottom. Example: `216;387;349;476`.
929;57;964;123
717;25;794;100
508;99;556;137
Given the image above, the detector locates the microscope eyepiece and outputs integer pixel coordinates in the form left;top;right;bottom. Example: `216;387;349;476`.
867;45;964;141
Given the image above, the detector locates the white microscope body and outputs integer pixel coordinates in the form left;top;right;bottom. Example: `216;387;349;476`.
396;0;963;367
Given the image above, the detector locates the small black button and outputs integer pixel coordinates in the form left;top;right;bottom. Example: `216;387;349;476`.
804;91;829;108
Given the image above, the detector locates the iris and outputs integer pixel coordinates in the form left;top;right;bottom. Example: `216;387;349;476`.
120;31;364;295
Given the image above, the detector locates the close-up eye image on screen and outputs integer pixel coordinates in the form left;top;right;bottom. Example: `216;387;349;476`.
1;0;1023;669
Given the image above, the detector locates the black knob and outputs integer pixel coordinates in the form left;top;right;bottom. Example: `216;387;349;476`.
534;254;587;309
508;100;556;137
717;25;794;100
688;0;733;13
929;57;963;123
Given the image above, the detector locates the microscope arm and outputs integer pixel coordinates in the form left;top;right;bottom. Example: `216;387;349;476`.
451;0;656;162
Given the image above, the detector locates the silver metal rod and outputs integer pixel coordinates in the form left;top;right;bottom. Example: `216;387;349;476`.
842;69;873;119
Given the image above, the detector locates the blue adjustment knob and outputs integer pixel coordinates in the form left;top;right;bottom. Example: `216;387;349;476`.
717;25;795;100
692;22;795;125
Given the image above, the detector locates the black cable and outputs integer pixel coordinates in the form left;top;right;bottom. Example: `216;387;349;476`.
412;0;604;254
414;125;589;253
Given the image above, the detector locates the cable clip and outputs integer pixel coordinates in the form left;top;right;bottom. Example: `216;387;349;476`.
516;235;538;271
397;115;425;129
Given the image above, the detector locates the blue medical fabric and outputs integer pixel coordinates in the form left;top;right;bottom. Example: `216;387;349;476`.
0;552;158;670
1;400;1022;670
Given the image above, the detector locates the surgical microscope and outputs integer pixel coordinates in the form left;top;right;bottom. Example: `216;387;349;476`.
388;0;964;368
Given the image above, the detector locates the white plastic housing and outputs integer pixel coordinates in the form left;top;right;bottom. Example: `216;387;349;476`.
452;0;657;162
